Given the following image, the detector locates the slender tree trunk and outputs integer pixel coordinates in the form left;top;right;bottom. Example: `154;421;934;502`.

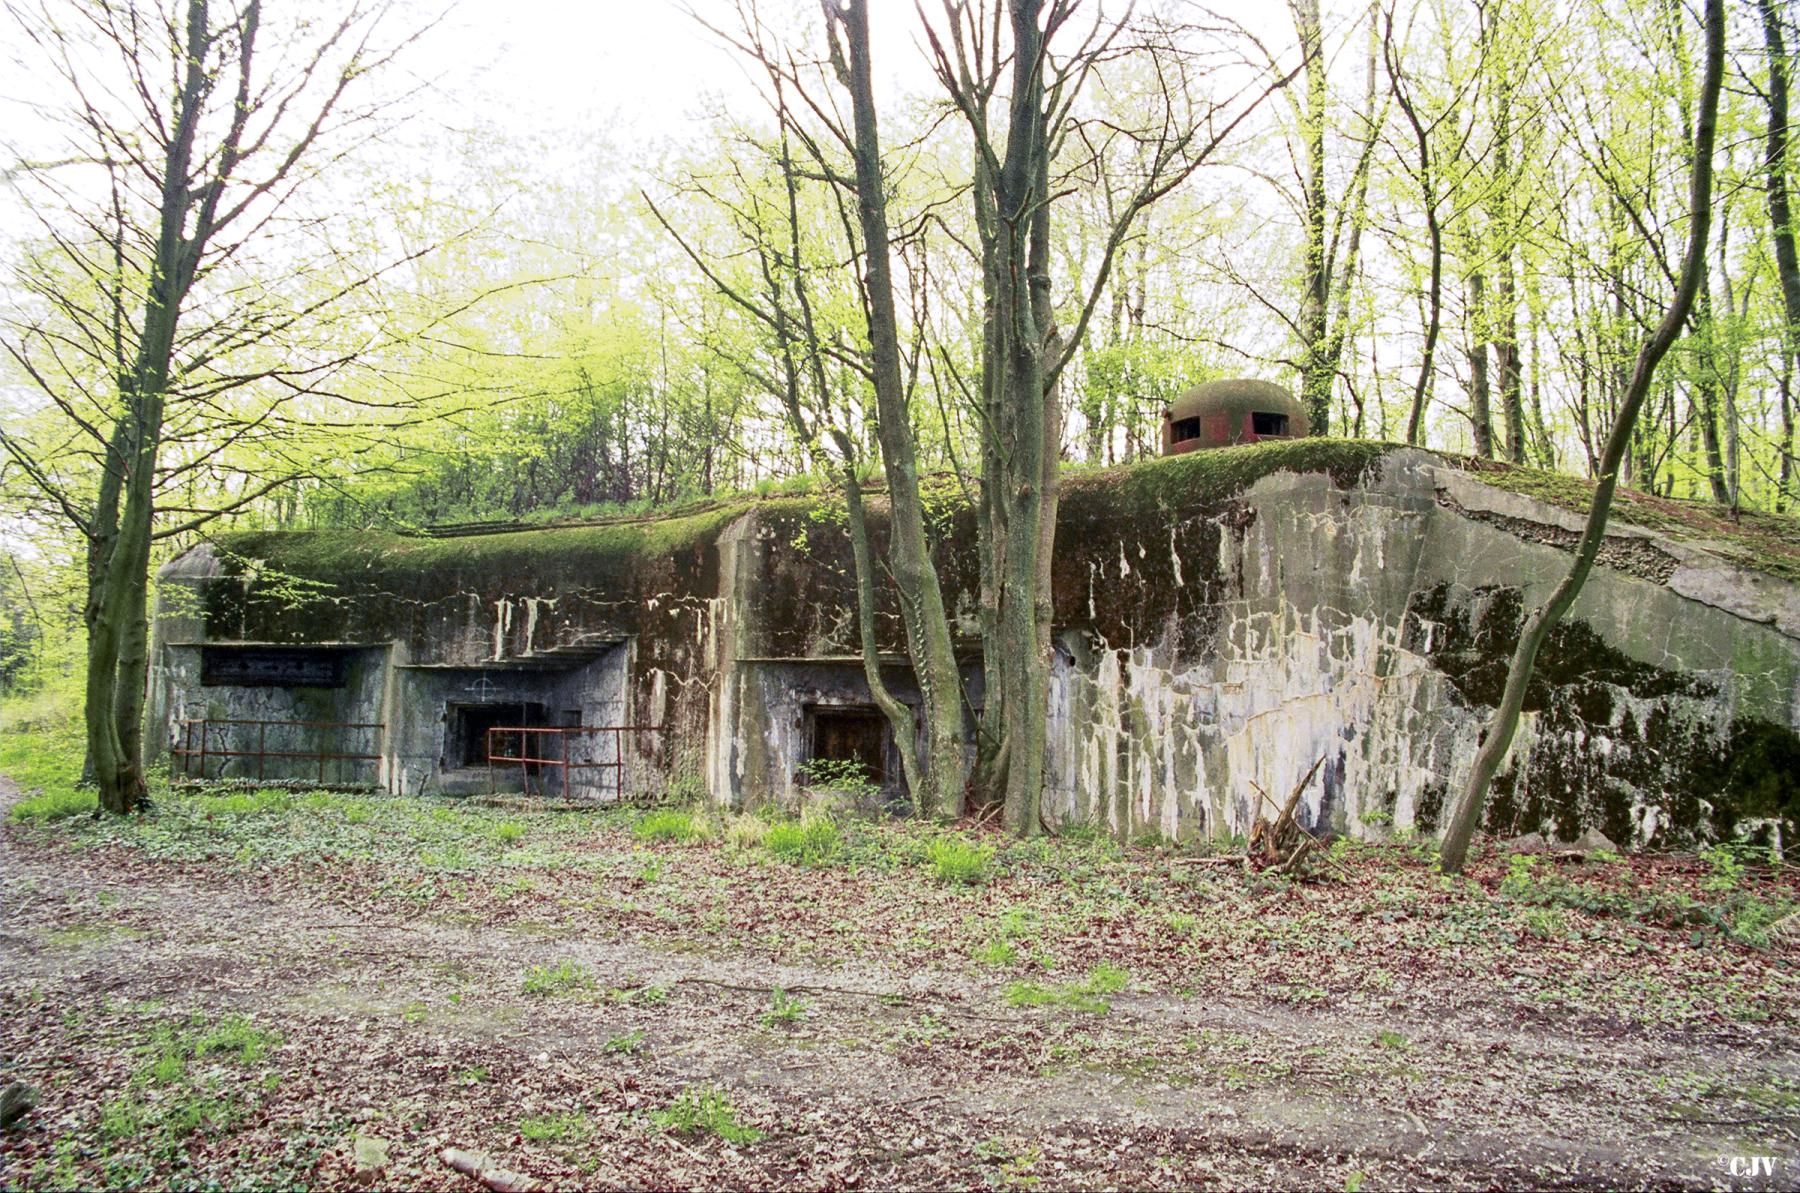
834;0;967;818
1527;310;1556;469
1762;0;1800;507
1719;240;1743;504
1293;0;1332;435
1319;6;1382;432
1388;21;1442;447
1438;0;1722;874
1466;270;1495;457
1488;8;1526;463
970;151;1010;811
1693;280;1731;504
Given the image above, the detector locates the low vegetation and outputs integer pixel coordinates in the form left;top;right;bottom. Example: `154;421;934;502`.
6;714;1800;1189
762;812;841;867
522;959;595;997
652;1086;762;1144
925;835;994;886
632;810;700;843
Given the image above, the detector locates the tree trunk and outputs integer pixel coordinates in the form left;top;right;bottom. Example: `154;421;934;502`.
1438;0;1723;875
1293;0;1333;435
835;0;968;818
113;516;153;784
1762;0;1800;507
1693;296;1730;504
83;0;210;813
984;0;1058;837
1388;22;1442;447
1488;14;1526;464
1466;270;1494;457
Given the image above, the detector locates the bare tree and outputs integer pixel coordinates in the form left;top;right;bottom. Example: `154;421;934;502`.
1;0;427;813
667;0;1286;832
1438;0;1724;875
923;0;1292;832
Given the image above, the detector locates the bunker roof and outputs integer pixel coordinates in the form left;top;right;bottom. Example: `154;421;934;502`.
1166;378;1308;427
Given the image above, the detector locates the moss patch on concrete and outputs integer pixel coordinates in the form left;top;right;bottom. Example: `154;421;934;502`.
205;501;762;650
219;503;753;589
1063;438;1393;516
1452;457;1800;584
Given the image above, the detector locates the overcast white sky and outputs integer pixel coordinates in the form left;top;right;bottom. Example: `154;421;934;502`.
1;0;1306;248
431;0;928;141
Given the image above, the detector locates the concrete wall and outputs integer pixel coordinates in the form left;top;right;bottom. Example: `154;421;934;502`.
156;643;389;786
1039;452;1800;845
384;646;630;796
153;443;1800;846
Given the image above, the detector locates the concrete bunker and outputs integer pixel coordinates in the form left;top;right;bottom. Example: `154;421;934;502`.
151;441;1800;849
1162;379;1309;454
394;644;634;797
167;642;387;786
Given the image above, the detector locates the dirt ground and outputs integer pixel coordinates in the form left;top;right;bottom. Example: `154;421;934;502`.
2;777;1798;1191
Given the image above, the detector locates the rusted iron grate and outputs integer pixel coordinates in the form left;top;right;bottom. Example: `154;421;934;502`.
485;724;663;800
171;718;384;788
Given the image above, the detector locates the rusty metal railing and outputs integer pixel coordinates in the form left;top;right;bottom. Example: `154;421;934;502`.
485;725;662;800
171;718;384;787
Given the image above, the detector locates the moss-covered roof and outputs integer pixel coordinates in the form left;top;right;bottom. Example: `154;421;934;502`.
217;500;753;586
203;439;1800;588
1060;437;1389;511
1450;456;1800;585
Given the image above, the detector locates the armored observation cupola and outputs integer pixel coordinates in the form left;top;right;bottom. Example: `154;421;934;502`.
1161;379;1309;455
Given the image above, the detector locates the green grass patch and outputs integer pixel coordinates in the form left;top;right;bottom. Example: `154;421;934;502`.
653;1086;762;1144
519;1111;591;1142
1005;981;1109;1014
926;836;993;885
200;790;296;816
2;710;93;822
522;959;595;996
633;810;699;843
92;1012;281;1157
9;786;96;822
193;1015;279;1062
973;939;1017;967
765;814;841;866
1005;964;1129;1013
1081;961;1129;995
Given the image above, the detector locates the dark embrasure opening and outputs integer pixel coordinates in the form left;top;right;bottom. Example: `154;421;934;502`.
807;705;890;786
